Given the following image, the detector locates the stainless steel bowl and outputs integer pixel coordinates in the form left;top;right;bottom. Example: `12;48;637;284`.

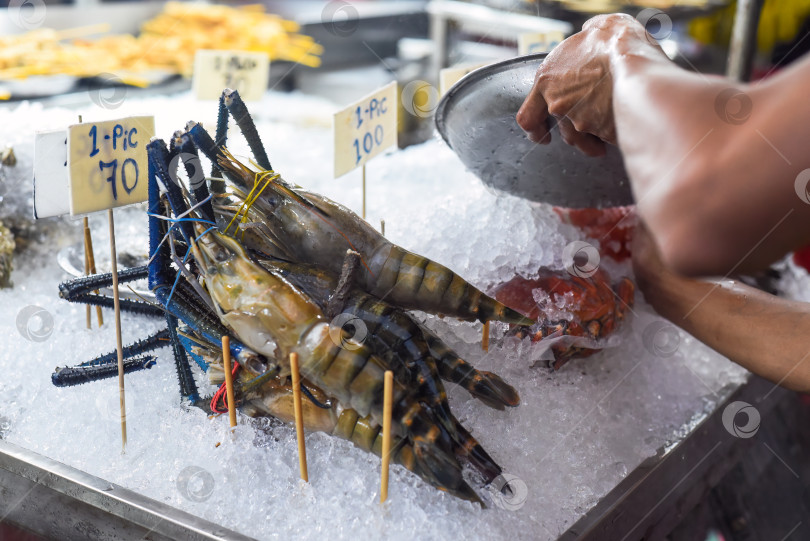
435;53;634;208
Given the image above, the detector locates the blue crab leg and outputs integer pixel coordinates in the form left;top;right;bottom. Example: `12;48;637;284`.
198;92;230;190
214;92;228;154
186;121;224;173
145;141;261;369
52;327;168;387
78;327;170;368
147;137;217;309
58;266;163;317
52;317;201;406
165;313;200;404
52;356;157;387
186;89;272;176
223;88;272;171
147;138;195;246
54;141;246;406
173;131;215;223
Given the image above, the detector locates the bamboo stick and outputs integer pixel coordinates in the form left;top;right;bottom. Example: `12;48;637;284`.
290;352;308;482
222;335;237;428
108;208;127;451
380;370;393;503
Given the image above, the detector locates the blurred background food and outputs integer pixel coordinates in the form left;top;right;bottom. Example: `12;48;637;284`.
0;2;322;87
2;0;808;100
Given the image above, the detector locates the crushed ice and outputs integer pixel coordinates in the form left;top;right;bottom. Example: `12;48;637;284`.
0;90;784;540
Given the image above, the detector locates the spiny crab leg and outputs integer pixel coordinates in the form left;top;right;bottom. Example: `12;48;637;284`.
58;265;163;317
223;88;271;170
166;223;216;315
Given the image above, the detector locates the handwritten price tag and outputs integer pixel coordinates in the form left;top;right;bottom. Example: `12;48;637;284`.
518;31;566;55
439;62;489;96
193;50;270;102
333;82;398;178
33;129;70;219
67;116;155;215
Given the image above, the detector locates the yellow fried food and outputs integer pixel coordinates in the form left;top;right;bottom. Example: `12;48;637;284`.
0;2;322;82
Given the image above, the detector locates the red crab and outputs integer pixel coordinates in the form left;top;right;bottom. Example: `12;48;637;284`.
554;206;636;262
494;206;637;370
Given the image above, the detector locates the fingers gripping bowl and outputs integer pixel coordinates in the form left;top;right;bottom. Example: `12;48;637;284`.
435;53;634;209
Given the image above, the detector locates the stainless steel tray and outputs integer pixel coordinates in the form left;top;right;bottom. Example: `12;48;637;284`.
560;375;790;539
2;376;786;540
435;54;634;208
0;439;254;540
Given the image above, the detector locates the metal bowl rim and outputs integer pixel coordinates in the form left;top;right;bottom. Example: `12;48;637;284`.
434;52;549;148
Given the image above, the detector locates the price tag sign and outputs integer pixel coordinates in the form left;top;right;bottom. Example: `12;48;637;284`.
439;62;489;96
33;129;70;219
67;116;155;215
333;81;397;178
193;50;270;102
518;31;566;55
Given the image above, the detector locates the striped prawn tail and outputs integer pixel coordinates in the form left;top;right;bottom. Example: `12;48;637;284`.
366;244;535;325
425;330;520;410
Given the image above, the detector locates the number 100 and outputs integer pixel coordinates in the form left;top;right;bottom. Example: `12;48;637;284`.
352;125;384;165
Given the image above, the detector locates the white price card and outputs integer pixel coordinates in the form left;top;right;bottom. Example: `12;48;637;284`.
193;50;270;102
33;129;70;219
67;116;155;215
439;62;489;96
518;31;567;55
333;81;398;178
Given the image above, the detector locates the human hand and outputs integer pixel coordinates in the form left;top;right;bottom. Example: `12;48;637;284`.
516;14;664;156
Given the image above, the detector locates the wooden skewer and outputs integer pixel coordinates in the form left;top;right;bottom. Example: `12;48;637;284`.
290;352;308;482
222;335;237;428
380;219;385;236
482;320;490;352
78;116;91;330
83;217;103;327
108;208;127;452
84;237;91;329
380;370;393;503
356;164;366;220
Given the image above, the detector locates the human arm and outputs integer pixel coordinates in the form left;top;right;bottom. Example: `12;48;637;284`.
518;14;810;276
633;224;810;392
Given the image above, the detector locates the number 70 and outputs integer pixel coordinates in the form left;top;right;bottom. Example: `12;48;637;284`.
99;158;139;200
